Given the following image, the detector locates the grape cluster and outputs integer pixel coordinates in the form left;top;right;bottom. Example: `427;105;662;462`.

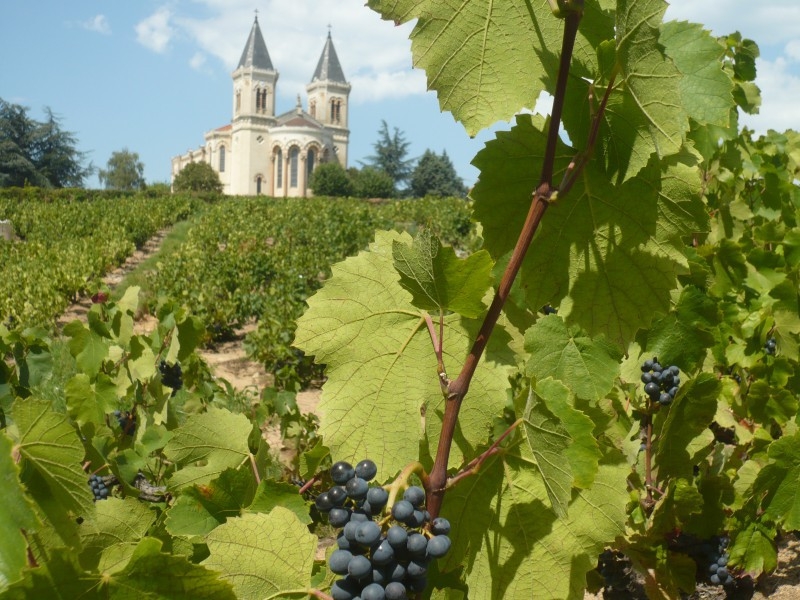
541;304;558;315
159;360;183;395
765;337;777;356
113;409;136;436
640;357;680;406
87;473;117;501
315;459;452;600
704;536;733;586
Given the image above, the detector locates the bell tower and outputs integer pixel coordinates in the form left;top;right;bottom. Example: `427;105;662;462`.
230;16;278;194
306;29;351;167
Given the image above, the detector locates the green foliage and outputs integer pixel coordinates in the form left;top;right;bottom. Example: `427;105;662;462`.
362;119;414;191
352;165;395;198
0;98;92;188
3;2;800;598
172;161;223;194
98;148;146;191
309;161;353;197
409;149;467;198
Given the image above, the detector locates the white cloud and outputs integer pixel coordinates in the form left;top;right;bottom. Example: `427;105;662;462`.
740;56;800;134
135;7;174;54
81;15;111;35
786;40;800;62
665;1;800;46
189;52;207;71
173;1;419;102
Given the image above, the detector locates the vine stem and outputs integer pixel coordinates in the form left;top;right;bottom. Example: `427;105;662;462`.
445;418;522;489
426;11;583;520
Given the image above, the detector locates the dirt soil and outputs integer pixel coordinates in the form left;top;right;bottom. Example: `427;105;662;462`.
59;231;799;599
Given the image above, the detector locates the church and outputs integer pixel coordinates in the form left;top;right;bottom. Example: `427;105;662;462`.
171;17;351;197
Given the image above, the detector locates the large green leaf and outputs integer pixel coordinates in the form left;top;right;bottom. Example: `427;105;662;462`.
64;373;118;426
295;231;512;480
441;452;628;599
365;0;613;136
13;399;94;517
472;115;706;349
393;229;494;318
63;320;109;377
517;378;601;517
525;315;621;401
203;509;316;600
79;497;156;570
748;431;800;530
0;432;39;593
163;408;252;489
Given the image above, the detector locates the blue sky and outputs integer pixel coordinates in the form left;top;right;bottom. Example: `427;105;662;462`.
2;1;799;189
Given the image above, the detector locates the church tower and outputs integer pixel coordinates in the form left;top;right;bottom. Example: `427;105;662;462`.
306;31;351;167
230;16;278;194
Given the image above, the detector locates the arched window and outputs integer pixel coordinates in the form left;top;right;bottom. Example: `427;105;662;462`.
289;147;300;188
256;89;262;111
307;148;316;180
235;90;241;113
275;149;283;188
256;176;262;195
218;146;226;173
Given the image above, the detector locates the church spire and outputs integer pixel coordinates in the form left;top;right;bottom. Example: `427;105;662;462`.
237;16;274;70
310;30;346;83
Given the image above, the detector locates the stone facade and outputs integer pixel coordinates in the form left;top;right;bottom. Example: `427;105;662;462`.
171;18;350;197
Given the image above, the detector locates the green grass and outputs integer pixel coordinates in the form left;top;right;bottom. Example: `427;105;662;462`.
111;219;195;310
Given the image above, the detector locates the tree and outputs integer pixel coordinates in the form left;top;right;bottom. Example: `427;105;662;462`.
409;149;467;198
352;166;395;199
172;161;223;193
362;120;414;192
309;162;353;197
0;98;92;188
98;148;146;191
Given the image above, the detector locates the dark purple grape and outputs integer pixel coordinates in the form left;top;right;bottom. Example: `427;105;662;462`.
355;521;382;546
328;486;348;506
405;509;426;528
328;507;351;527
403;486;425;508
366;486;388;510
347;554;372;579
407;533;428;557
642;359;654;372
331;461;355;485
372;539;395;565
426;535;452;558
343;521;360;542
641;372;653;384
361;582;386;600
345;477;369;500
644;382;660;398
384;581;407;600
392;500;414;522
328;549;353;575
355;459;378;481
331;578;360;600
336;532;351;550
431;517;450;535
386;525;408;548
658;393;672;405
315;491;333;512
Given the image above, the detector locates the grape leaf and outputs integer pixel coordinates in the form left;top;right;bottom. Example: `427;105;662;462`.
245;480;312;525
79;497;156;570
441;452;628;599
653;373;720;481
392;229;493;318
163;408;252;489
165;468;257;538
365;0;613;136
524;315;621;401
64;373;118;426
517;378;601;517
0;432;38;593
472;114;706;349
12;398;94;516
748;431;800;530
295;231;512;480
605;0;686;182
729;520;778;577
660;21;735;128
203;509;316;600
63;320;109;377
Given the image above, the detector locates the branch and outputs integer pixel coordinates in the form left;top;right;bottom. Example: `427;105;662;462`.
425;10;583;520
445;418;522;490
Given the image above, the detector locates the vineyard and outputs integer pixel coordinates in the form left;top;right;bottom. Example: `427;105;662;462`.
2;0;800;599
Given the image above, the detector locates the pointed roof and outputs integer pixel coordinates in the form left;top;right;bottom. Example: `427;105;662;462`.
237;17;274;70
310;31;346;83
